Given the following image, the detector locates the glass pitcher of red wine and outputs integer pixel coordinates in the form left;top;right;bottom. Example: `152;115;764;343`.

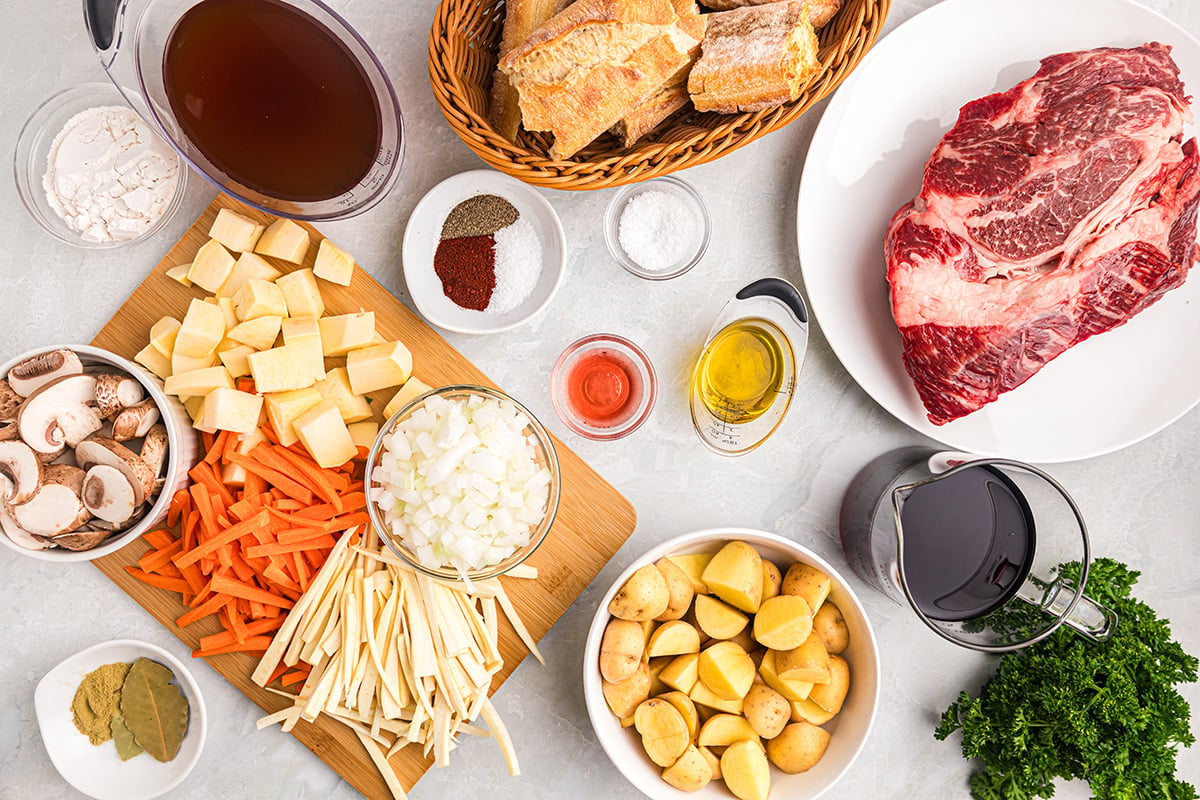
839;447;1116;652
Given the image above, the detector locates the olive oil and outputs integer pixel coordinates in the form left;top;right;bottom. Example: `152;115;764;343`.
692;320;789;424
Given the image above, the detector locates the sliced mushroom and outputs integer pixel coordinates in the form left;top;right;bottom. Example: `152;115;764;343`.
43;463;86;494
74;436;154;507
0;379;20;423
0;505;54;550
15;374;101;454
0;440;43;504
86;515;134;532
82;464;139;524
9;465;91;537
0;423;16;442
51;528;112;551
139;424;169;478
6;349;83;397
112;399;161;441
94;373;146;419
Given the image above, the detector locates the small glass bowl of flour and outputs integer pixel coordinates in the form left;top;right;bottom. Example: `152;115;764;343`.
603;176;710;280
14;83;185;249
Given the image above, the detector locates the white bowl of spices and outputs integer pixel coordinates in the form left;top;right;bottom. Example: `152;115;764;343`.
13;83;185;249
604;176;710;280
402;169;566;334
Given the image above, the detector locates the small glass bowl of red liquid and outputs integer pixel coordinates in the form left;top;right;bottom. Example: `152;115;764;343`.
551;334;657;440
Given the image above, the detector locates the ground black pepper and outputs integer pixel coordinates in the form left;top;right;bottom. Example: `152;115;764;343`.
440;194;519;239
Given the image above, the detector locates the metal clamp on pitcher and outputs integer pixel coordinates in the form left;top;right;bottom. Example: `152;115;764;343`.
839;447;1117;652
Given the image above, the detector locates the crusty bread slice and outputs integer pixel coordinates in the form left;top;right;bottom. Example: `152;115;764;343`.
611;0;707;147
688;0;821;114
489;0;573;142
499;0;700;159
699;0;844;29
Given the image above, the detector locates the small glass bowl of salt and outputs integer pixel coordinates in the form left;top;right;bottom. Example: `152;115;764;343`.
603;175;711;280
13;83;186;249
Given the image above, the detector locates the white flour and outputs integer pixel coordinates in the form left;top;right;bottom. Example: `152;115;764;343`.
42;106;180;243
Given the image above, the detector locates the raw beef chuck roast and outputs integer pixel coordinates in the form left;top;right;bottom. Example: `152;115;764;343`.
885;43;1200;425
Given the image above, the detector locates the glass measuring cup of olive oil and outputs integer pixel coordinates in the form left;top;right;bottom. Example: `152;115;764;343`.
690;278;810;455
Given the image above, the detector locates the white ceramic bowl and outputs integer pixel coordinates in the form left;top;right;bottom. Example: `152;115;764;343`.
0;344;200;561
583;528;880;800
34;638;207;800
13;83;186;249
401;169;566;334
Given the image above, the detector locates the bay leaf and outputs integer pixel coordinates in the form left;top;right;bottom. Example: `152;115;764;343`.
110;714;144;761
119;657;189;763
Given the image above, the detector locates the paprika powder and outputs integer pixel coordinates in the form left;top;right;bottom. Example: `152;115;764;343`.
434;234;496;311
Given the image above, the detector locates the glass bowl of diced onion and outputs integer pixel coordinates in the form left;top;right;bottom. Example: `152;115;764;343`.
364;384;561;582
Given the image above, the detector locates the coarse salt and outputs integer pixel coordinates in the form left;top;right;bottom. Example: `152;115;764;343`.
42;106;180;244
618;189;701;273
487;216;542;314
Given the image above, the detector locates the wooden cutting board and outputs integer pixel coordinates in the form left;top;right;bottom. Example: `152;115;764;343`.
89;194;637;798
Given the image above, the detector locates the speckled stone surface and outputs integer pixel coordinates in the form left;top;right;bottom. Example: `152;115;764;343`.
1;1;1198;799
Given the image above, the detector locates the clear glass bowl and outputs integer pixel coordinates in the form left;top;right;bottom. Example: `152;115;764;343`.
364;384;561;582
13;83;187;249
550;334;657;440
603;175;711;280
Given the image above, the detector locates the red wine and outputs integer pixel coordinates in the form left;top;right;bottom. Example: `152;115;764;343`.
162;0;382;202
899;465;1035;621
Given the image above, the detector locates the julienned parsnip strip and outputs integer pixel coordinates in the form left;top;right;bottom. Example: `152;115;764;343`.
254;538;544;795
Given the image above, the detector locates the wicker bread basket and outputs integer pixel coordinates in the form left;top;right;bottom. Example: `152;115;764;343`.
428;0;891;190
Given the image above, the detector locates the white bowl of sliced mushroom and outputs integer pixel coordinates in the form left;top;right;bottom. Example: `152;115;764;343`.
0;345;200;561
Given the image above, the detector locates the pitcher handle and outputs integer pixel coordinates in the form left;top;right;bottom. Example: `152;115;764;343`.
84;0;126;60
1015;576;1117;642
736;277;808;324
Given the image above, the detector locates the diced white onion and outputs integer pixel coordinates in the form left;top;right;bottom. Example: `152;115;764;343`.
369;394;551;574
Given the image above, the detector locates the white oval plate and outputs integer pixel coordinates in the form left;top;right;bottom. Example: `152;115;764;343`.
34;639;207;800
797;0;1200;463
582;528;880;800
401;169;566;334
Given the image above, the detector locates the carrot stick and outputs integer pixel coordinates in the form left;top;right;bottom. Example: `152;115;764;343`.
142;528;177;550
138;540;182;574
167;488;190;528
245;536;336;559
222;602;250;644
177;592;231;628
211;573;295;609
191;635;273;658
204;430;230;465
224;452;313;504
280;669;309;687
190;460;236;509
189;482;218;540
125;566;190;594
257;443;349;510
266;507;329;530
174;508;271;569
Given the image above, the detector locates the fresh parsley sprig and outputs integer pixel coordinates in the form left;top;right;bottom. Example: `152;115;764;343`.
935;558;1198;800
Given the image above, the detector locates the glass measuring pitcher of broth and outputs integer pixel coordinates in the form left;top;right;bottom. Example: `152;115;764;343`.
690;278;810;456
839;447;1116;652
84;0;403;220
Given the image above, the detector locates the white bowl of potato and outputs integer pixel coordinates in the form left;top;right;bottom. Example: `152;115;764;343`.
582;528;880;800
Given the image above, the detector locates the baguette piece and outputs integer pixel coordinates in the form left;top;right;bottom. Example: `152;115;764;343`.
498;0;701;159
699;0;844;29
611;0;707;147
489;0;573;142
688;0;821;114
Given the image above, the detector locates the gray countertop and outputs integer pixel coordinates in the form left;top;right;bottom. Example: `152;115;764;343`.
2;0;1198;798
